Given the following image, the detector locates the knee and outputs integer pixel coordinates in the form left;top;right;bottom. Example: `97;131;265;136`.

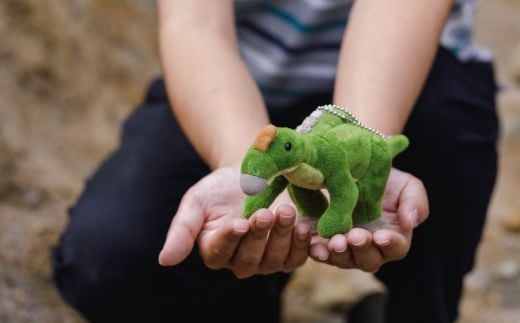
51;200;166;319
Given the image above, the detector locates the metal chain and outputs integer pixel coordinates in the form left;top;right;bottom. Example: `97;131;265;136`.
316;104;388;140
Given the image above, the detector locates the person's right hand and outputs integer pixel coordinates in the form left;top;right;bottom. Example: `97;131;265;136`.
158;167;312;278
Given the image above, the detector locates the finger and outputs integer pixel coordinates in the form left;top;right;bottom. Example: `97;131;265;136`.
311;234;328;245
398;177;429;230
298;216;318;235
200;218;249;269
347;228;384;273
232;209;273;278
331;249;357;269
159;188;204;266
328;234;347;253
309;240;330;263
284;223;311;270
327;234;355;268
373;229;410;261
260;205;296;272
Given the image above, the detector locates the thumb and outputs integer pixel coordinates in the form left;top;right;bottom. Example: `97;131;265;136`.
398;177;429;231
159;189;204;266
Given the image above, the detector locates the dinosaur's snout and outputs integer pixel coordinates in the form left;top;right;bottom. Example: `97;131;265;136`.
240;174;268;196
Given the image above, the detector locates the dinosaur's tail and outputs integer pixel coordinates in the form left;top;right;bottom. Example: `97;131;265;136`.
388;135;409;158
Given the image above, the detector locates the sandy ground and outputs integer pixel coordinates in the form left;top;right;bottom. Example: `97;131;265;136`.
0;0;519;322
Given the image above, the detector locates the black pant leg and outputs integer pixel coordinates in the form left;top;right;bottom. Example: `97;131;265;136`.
376;48;499;323
51;81;291;322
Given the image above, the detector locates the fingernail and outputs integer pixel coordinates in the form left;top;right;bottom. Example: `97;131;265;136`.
409;209;419;228
352;239;366;247
334;246;347;253
318;251;328;261
234;222;249;233
280;214;293;226
297;228;309;240
377;239;390;246
311;245;329;261
256;218;271;229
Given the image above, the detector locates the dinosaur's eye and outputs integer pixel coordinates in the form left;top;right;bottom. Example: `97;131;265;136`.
284;142;292;151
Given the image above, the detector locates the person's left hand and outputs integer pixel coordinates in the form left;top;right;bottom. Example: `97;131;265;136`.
309;168;429;272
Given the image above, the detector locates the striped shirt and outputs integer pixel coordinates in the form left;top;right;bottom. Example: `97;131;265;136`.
235;0;491;105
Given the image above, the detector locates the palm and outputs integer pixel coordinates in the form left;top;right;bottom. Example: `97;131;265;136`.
193;168;246;245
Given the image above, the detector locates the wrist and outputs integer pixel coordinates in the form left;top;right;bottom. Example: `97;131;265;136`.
212;123;270;170
212;141;252;170
215;157;243;170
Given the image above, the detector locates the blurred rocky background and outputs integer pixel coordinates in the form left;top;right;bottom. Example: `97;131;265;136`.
0;0;158;321
0;0;519;322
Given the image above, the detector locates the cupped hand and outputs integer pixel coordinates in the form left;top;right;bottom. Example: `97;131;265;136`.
158;167;311;278
309;168;429;272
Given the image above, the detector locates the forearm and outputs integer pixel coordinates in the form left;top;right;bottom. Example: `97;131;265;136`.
334;0;452;135
158;3;268;169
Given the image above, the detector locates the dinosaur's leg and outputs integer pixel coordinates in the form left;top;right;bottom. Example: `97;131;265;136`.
288;184;328;219
243;176;288;218
352;139;392;225
318;171;358;238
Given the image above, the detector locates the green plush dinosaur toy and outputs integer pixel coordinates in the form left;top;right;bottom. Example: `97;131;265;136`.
240;105;409;238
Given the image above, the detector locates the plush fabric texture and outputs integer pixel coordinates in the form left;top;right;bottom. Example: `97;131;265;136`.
241;113;409;238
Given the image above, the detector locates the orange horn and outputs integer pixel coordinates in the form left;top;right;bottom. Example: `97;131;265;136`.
253;124;276;152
